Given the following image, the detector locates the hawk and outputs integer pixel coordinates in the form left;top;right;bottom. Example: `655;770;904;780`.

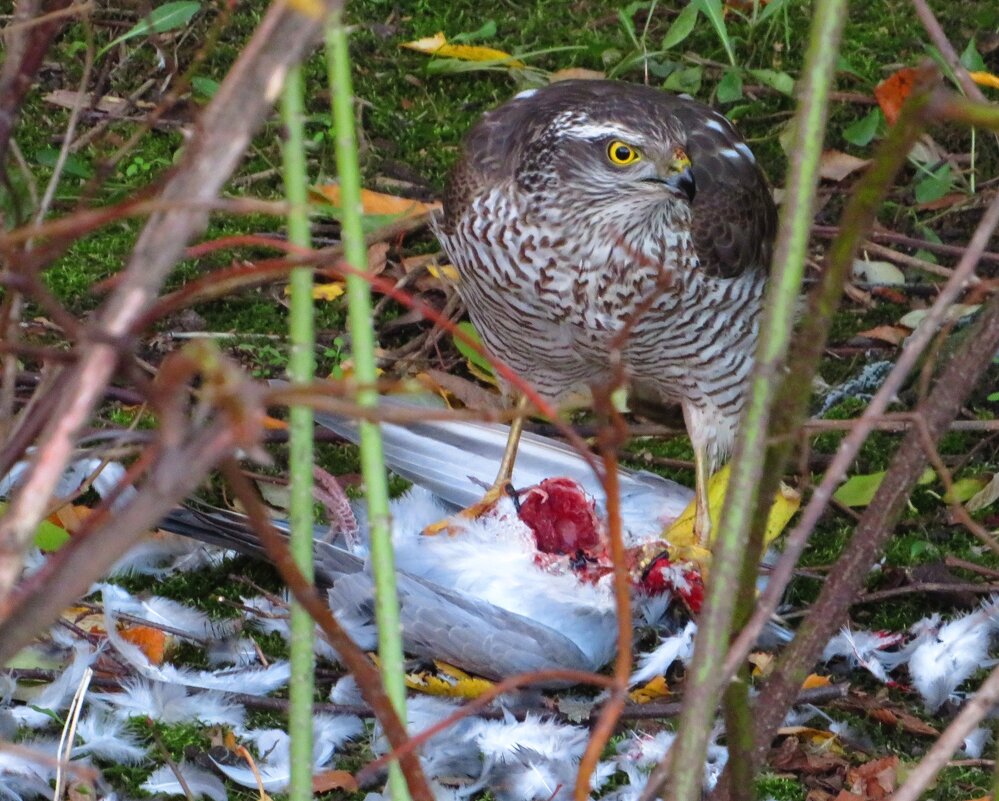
434;79;777;542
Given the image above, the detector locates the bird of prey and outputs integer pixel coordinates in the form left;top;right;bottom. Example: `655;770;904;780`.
434;79;777;543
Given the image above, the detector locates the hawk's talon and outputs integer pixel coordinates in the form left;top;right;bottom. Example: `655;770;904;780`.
422;481;510;536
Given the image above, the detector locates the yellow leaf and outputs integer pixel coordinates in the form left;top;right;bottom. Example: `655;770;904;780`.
801;673;832;689
664;463;801;549
748;651;775;677
312;282;345;301
969;71;999;90
400;31;524;66
309;184;440;219
777;725;839;746
428;263;460;283
286;0;325;18
628;675;670;703
405;661;494;698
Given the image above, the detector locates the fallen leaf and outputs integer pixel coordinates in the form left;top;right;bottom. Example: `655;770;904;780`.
802;674;833;689
405;661;494;698
837;690;938;736
834;472;886;508
310;184;440;219
428;262;460;283
851;258;905;286
969;70;999;89
846;755;898;800
966;473;999;512
898;304;979;329
313;770;358;793
311;282;345;301
820;150;870;182
749;651;775;677
944;475;989;504
366;241;390;275
915;192;967;212
119;624;168;665
874;68;919;125
629;675;670;703
400;31;524;66
855;325;908;346
550;67;606;82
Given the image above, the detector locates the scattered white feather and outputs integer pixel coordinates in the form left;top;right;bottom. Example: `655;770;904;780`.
473;711;587;765
821;627;903;683
962;726;992;759
211;714;362;791
908;598;999;711
72;707;147;764
205;636;261;666
471;712;588;801
110;537;220;577
99;583;236;641
330;675;364;707
141;762;227;801
91;679;246;731
102;607;289;694
372;696;481;781
630;621;697;685
0;739;57;801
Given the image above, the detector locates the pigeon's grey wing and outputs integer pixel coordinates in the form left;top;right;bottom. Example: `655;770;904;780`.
159;507;604;680
158;507;364;580
313;398;692;519
330;571;604;683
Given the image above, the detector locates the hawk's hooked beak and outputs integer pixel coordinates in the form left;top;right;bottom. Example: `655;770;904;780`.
664;148;696;203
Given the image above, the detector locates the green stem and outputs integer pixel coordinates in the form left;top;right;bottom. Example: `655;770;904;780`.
325;15;410;801
281;65;315;801
660;1;846;800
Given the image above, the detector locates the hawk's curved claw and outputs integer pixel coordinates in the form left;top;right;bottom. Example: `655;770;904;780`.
422;481;513;536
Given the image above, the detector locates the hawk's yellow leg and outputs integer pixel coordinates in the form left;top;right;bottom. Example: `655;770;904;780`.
423;395;529;535
692;441;713;547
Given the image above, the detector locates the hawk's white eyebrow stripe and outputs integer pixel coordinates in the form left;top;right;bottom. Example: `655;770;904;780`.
564;122;641;140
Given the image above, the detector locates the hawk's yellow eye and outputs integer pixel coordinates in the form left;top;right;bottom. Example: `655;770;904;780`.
607;141;640;165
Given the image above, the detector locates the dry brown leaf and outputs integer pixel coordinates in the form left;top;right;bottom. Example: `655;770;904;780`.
820;150;870;182
310;184;440;219
422;369;502;410
550;67;606;82
313;770;358;793
838;690;938;736
855;325;909;345
846;756;899;800
916;192;967;211
367;241;390;275
875;68;919;125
